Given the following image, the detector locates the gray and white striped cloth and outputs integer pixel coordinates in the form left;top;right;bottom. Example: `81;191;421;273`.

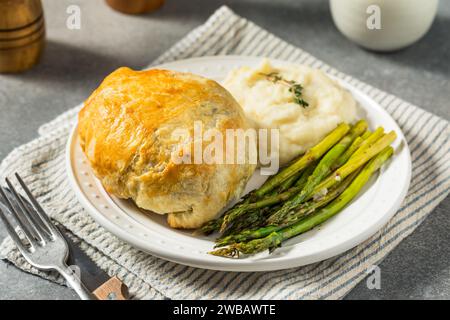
1;6;449;300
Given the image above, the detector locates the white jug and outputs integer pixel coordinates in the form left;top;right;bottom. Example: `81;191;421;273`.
330;0;439;51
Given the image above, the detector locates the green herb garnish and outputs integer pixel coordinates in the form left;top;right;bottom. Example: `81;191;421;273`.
260;72;309;108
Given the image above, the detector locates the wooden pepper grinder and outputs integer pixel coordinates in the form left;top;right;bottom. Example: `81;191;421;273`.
106;0;165;14
0;0;45;73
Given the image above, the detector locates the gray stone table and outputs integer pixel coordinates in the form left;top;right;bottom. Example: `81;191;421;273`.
0;0;448;300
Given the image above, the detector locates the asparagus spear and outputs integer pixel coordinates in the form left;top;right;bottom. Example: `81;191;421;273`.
349;127;384;160
196;217;223;235
221;171;312;236
280;168;360;226
215;170;359;247
200;207;266;236
216;154;315;233
239;162;321;213
198;186;265;235
246;188;301;209
331;130;372;170
276;159;317;193
221;171;322;236
278;170;303;192
219;206;244;232
216;225;280;248
218;161;316;232
361;130;372;140
255;123;351;197
294;161;316;187
214;187;265;233
210;147;394;257
274;156;307;193
207;179;293;235
266;120;368;225
312;130;396;195
219;185;301;232
219;160;318;232
220;206;276;238
272;162;317;197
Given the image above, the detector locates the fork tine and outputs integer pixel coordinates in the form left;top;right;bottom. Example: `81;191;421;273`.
0;187;38;247
5;185;50;238
5;178;49;243
0;202;28;252
10;176;53;240
15;173;59;236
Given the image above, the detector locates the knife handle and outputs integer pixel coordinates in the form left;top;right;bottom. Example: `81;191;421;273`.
93;276;128;300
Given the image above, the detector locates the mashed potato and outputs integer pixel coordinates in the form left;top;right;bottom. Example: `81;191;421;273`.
223;59;358;165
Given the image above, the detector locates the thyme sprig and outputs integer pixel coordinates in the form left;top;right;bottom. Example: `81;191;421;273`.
260;72;309;108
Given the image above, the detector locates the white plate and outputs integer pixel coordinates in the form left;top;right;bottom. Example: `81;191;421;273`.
66;56;411;272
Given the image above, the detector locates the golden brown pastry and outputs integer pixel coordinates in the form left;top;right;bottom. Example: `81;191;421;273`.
78;67;256;229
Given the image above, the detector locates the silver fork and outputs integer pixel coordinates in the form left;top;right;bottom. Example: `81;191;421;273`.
0;173;95;300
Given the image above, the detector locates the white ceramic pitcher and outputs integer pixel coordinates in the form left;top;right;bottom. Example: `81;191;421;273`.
330;0;439;51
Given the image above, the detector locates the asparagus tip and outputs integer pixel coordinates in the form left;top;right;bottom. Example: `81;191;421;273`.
209;246;240;258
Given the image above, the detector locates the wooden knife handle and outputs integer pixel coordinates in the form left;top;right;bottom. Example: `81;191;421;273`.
93;276;129;300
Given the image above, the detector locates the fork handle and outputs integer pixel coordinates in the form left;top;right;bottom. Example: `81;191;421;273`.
56;263;96;300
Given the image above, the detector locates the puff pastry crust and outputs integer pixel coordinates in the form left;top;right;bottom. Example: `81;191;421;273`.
78;67;256;229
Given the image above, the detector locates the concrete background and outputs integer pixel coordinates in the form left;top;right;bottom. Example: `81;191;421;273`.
0;0;448;300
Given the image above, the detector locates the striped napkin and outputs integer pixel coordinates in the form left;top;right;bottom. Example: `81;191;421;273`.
1;6;449;300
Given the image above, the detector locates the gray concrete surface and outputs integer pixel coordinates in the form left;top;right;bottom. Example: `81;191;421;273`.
0;0;448;300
